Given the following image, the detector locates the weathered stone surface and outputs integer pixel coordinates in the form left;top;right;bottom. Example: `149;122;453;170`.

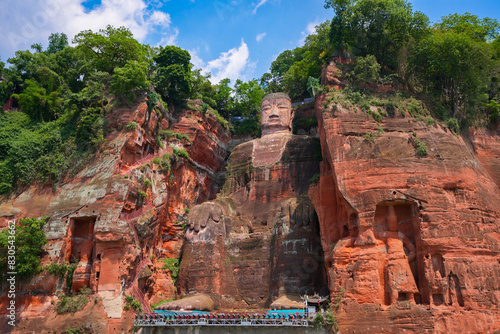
270;294;304;310
156;294;214;311
0;100;230;333
469;126;500;188
311;94;500;333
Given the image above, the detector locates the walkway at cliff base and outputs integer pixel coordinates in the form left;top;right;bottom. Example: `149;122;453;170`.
134;312;311;328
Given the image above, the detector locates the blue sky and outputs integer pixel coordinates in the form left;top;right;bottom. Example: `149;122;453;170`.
1;0;500;84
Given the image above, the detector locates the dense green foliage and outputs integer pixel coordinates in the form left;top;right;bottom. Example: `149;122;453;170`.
154;46;192;104
320;0;500;129
73;25;147;74
0;217;48;279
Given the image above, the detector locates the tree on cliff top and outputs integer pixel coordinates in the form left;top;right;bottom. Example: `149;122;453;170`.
411;13;499;124
73;25;146;74
154;45;192;104
325;0;429;71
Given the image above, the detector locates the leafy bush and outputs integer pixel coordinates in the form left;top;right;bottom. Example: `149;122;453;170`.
124;295;142;312
353;55;381;84
125;121;137;131
202;103;209;113
148;91;159;113
231;118;260;137
406;98;428;117
363;132;375;143
110;60;149;102
55;286;91;315
45;262;71;278
386;101;397;118
309;174;320;184
372;112;383;122
162;258;180;284
487;100;500;124
324;310;338;329
156;154;172;172
313;313;325;330
414;138;428;157
0;217;48;280
159;130;191;143
425;117;436;126
446;118;460;134
359;101;370;113
173;148;189;160
143;178;152;188
137;190;146;200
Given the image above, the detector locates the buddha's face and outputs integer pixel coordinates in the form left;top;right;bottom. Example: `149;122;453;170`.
261;96;293;135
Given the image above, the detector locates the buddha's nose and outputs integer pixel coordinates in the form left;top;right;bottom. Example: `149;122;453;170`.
270;105;280;117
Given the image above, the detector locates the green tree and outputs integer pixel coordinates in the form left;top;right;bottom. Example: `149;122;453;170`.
12;79;62;121
190;69;216;107
213;78;234;119
6;50;50;87
411;30;493;120
353;55;381;84
233;79;264;116
154;46;192;104
325;0;351;57
110;60;149;102
325;0;429;71
46;33;69;55
0;217;48;279
73;25;146;74
436;12;500;42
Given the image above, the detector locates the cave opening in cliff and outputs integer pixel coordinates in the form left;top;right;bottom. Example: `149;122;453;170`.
67;216;96;292
69;216;96;262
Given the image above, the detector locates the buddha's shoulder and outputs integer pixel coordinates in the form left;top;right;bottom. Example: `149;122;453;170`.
282;135;321;162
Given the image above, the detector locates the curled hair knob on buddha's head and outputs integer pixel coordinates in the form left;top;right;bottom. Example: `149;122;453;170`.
260;93;293;136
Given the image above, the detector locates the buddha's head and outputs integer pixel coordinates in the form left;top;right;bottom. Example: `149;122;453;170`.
260;93;293;136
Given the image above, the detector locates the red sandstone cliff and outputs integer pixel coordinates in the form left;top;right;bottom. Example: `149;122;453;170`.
310;93;500;333
0;99;230;333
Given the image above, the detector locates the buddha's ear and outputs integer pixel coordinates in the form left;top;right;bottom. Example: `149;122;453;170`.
290;107;295;123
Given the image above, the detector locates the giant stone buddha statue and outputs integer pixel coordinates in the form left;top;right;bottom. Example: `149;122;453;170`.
177;93;327;309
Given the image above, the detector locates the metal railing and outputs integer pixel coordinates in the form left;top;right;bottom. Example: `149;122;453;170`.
135;315;310;327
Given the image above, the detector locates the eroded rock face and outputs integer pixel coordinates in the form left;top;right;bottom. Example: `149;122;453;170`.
469;126;500;188
0;99;230;333
311;95;500;333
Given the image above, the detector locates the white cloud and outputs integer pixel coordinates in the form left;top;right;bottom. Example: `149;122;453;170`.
0;0;175;60
298;20;320;46
157;27;179;46
202;39;252;84
189;48;205;69
252;0;268;14
256;32;267;42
